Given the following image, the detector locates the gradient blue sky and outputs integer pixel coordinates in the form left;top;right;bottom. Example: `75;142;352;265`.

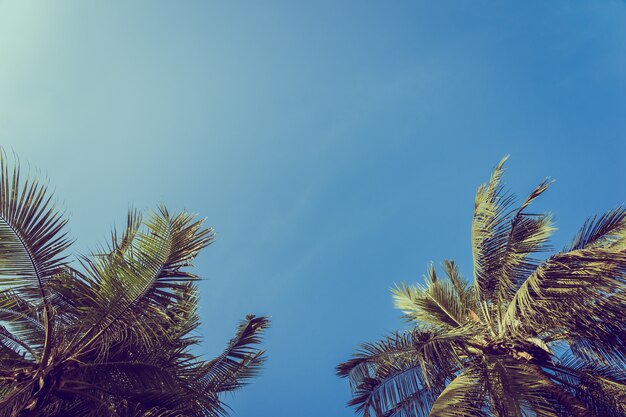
1;1;626;416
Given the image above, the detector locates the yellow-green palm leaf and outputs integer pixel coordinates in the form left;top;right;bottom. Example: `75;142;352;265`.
339;157;626;417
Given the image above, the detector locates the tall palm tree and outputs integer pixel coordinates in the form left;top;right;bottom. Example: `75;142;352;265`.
337;156;626;417
0;154;269;417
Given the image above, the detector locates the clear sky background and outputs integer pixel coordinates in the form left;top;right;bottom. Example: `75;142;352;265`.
1;1;625;416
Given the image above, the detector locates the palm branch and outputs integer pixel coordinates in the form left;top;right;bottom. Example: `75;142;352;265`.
0;153;269;417
338;156;626;416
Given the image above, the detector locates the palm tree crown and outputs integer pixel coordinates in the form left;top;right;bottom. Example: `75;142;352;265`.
0;154;269;417
337;156;626;417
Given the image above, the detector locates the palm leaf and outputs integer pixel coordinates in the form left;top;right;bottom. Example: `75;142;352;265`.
503;248;626;341
565;206;626;252
340;157;626;417
337;327;471;416
550;353;626;416
483;358;562;417
471;157;554;313
471;156;514;306
0;153;71;364
492;180;554;304
392;267;468;329
428;367;488;417
69;207;215;357
199;315;269;394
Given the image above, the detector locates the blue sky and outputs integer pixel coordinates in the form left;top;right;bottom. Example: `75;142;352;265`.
1;1;626;416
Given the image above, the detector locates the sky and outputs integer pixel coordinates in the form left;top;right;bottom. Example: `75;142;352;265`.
1;1;625;416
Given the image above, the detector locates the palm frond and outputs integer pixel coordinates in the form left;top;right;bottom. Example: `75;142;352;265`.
492;183;554;303
69;207;215;357
550;353;626;416
441;260;481;323
471;158;554;311
503;248;626;341
0;153;71;297
565;206;626;252
441;261;468;300
337;327;472;416
567;324;626;370
428;367;488;417
392;268;468;329
0;289;44;356
199;315;269;395
483;358;564;417
0;153;268;416
471;156;514;305
0;153;72;364
340;157;626;417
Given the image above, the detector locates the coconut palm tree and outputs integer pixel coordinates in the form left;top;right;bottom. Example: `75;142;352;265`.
337;156;626;417
0;154;269;417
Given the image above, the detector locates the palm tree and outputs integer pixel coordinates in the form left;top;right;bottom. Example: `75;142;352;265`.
0;154;269;417
337;156;626;417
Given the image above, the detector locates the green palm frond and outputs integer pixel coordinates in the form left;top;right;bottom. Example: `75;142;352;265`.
471;156;514;305
0;289;44;357
471;157;554;312
200;315;269;395
340;156;626;417
0;154;71;297
392;268;469;329
0;154;72;366
346;369;436;417
336;327;474;416
441;261;468;301
493;183;554;303
0;154;268;417
566;206;626;252
483;358;565;417
107;209;142;258
441;261;483;324
503;248;626;339
0;323;36;359
428;367;488;417
69;207;215;357
567;325;626;370
550;353;626;416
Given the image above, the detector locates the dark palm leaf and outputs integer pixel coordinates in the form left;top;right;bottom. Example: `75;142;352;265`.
0;154;71;366
199;315;269;394
0;154;269;417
